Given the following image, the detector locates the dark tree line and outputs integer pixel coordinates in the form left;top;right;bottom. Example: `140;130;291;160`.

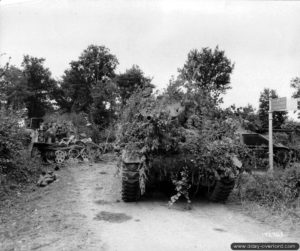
1;44;294;131
0;45;152;128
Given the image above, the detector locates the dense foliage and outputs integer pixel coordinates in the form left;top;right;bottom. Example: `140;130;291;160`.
1;45;153;133
178;46;234;100
0;108;42;192
291;77;300;99
224;104;261;132
1;56;57;117
116;65;154;106
52;45;155;130
238;164;300;210
0;108;28;170
56;45;119;114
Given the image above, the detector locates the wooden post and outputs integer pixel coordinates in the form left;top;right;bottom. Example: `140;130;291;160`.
269;97;274;172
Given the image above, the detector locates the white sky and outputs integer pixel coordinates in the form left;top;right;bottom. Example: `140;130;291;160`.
0;0;300;110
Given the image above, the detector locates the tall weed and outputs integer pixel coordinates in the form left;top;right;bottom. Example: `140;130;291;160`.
237;165;300;210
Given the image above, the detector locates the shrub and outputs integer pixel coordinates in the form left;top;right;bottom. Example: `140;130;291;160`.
237;164;300;210
281;164;300;201
0;108;28;173
0;108;43;193
94;126;116;143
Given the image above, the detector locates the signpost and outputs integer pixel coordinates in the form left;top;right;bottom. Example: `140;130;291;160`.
269;98;273;172
269;97;300;172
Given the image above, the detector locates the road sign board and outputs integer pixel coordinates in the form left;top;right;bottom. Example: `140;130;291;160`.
271;97;300;111
271;97;287;112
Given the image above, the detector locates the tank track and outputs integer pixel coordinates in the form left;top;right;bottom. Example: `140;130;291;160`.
207;178;235;202
121;163;141;202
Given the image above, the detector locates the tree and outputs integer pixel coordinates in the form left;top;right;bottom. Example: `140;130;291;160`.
1;56;56;117
0;54;10;78
178;46;234;101
91;77;119;127
57;60;91;112
56;45;119;116
258;88;287;129
116;65;154;105
224;104;261;132
290;77;300;98
2;66;28;110
21;55;56;117
0;55;11;105
290;77;300;118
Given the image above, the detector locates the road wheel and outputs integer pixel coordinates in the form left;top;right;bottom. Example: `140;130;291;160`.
122;163;141;202
68;148;80;159
206;178;235;202
55;150;66;164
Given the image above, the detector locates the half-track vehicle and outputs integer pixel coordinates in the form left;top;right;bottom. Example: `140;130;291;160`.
27;118;100;164
241;133;291;168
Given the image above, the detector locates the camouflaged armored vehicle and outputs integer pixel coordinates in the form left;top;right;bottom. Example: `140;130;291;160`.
118;90;243;203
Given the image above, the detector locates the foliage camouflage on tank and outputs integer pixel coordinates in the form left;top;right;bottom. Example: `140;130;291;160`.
117;80;247;205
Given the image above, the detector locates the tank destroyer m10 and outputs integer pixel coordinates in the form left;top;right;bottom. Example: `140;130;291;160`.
117;86;244;204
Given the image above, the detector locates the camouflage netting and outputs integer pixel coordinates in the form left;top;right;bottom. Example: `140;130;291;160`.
117;83;247;204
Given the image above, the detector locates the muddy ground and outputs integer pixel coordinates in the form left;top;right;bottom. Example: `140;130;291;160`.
0;160;299;251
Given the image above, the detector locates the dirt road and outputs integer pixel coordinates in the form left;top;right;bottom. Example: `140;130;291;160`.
1;160;298;251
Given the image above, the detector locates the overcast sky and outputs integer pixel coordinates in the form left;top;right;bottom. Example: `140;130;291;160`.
0;0;300;110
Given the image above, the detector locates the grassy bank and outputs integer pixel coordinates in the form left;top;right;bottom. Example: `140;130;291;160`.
230;165;300;236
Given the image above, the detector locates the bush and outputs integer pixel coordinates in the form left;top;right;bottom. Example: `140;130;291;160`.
237;165;300;210
281;164;300;201
0;108;28;173
0;108;43;193
86;124;115;144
